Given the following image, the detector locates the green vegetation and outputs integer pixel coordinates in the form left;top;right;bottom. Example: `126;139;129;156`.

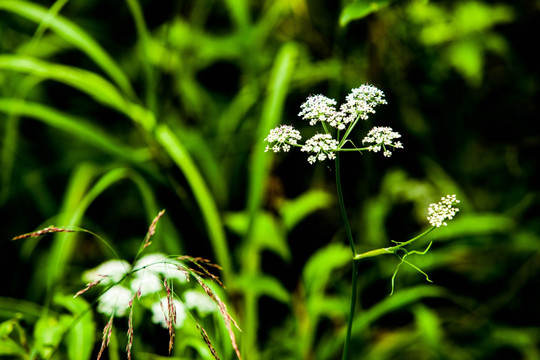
1;0;538;359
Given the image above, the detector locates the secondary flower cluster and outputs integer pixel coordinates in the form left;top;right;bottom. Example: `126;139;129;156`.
362;126;404;157
265;84;403;164
81;253;217;327
301;133;338;164
427;195;461;227
264;125;301;153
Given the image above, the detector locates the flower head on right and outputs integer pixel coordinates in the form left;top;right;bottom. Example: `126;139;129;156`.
427;195;460;227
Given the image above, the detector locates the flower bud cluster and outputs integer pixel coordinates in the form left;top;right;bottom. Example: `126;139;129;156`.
427;195;460;227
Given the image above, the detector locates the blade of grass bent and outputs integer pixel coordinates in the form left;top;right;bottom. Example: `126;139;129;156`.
0;55;155;131
125;0;157;112
0;98;147;164
0;0;136;98
155;124;232;282
243;42;299;359
48;166;132;287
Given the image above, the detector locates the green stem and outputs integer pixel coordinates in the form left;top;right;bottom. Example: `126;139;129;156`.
353;226;435;261
335;151;358;360
335;152;356;257
342;261;359;360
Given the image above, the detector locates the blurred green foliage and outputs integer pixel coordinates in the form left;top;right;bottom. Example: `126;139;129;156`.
1;0;539;359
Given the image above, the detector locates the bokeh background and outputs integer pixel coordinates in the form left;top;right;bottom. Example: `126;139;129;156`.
1;0;539;359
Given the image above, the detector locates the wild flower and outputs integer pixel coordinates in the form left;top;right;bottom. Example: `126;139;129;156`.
97;285;133;317
264;85;461;359
184;289;218;315
151;296;188;329
330;84;388;129
264;124;301;153
427;194;461;227
298;94;337;125
301;133;338;164
362;126;404;157
82;259;130;285
265;84;402;164
16;211;241;359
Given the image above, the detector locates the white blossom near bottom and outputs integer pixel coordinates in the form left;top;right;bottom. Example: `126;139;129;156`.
184;290;217;315
97;285;133;317
151;297;188;329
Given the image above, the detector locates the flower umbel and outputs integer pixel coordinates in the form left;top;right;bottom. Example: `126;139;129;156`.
362;126;403;157
301;133;339;164
264;125;301;153
298;94;337;126
427;195;461;227
328;84;388;129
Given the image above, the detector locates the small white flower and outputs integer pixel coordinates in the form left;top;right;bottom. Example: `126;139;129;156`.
327;85;387;129
184;290;217;316
130;272;163;296
151;297;187;329
82;259;130;285
362;126;403;157
264;125;302;153
97;285;133;317
298;95;337;126
301;133;338;164
427;195;460;227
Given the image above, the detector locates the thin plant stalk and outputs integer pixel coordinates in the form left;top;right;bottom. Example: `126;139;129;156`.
335;152;358;360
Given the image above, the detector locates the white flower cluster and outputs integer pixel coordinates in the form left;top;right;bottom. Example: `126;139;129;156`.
427;195;460;227
264;125;302;153
265;84;399;164
82;253;216;328
298;84;387;130
301;133;339;164
362;126;404;157
298;95;337;126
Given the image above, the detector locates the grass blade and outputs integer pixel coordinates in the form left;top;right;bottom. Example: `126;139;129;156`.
155;124;232;281
0;98;148;163
0;55;155;131
0;0;135;98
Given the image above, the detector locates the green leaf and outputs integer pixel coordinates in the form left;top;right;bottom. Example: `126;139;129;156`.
246;42;298;235
0;0;135;97
0;317;27;357
0;55;154;131
340;0;394;27
224;211;290;260
352;286;447;334
280;189;334;230
0;99;148;164
33;315;71;359
54;294;95;360
156;124;232;281
235;274;290;303
303;243;351;295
